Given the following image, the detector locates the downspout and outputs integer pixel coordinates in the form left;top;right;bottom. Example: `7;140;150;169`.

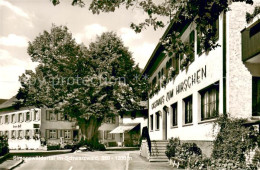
223;11;227;116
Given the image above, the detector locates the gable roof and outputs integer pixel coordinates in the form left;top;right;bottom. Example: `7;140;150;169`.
142;18;192;77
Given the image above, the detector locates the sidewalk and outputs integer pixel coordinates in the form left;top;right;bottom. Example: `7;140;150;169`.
0;159;23;170
128;152;178;170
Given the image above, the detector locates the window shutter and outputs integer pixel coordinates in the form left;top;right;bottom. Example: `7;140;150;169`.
56;130;58;139
46;111;50;120
70;130;72;139
62;130;65;138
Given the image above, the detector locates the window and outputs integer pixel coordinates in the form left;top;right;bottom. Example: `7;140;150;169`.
253;77;260;116
104;117;115;124
12;114;16;123
189;30;195;62
18;130;23;139
197;18;219;55
11;130;16;139
19;113;23;122
104;131;115;140
184;96;193;124
64;130;71;139
201;84;219;120
26;112;30;121
0;116;2;124
5;115;8;124
171;103;178;126
5;131;9;138
25;130;30;139
156;112;160;130
34;110;40;121
50;130;57;139
150;114;154;131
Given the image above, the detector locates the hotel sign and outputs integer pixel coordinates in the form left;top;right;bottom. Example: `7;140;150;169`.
152;65;207;110
13;124;21;128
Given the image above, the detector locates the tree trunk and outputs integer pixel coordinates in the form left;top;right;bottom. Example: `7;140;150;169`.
78;116;103;142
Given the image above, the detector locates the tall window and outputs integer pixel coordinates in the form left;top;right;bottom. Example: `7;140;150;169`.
19;113;23;122
156;112;160;130
12;114;16;123
26;112;30;121
150;114;154;131
34;110;40;121
189;30;195;62
0;116;2;124
5;115;8;124
171;103;178;126
184;96;193;124
253;77;260;116
5;131;9;138
150;114;153;130
201;84;219;120
50;130;57;139
64;130;71;139
18;130;23;139
11;130;16;139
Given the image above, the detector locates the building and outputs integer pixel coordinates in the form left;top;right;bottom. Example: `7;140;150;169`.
142;1;260;159
98;109;148;147
0;97;79;150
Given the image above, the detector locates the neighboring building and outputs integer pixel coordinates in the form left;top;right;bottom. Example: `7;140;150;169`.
98;109;148;147
110;110;148;147
142;1;260;159
98;116;120;146
0;97;79;150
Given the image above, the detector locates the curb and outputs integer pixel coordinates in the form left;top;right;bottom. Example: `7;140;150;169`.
9;160;24;170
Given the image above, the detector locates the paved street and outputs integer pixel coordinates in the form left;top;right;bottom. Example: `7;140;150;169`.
13;150;174;170
15;151;129;170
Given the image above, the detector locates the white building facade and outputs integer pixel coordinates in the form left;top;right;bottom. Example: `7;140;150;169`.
143;1;260;155
0;98;79;150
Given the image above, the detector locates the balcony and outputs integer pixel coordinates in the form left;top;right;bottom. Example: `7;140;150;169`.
241;18;260;62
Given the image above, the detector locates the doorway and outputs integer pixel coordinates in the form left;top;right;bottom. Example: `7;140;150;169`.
162;106;168;140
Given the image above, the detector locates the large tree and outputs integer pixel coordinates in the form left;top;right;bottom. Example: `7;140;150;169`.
17;25;147;141
51;0;254;60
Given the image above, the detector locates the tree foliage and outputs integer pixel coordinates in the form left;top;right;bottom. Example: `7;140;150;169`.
17;25;147;139
51;0;254;57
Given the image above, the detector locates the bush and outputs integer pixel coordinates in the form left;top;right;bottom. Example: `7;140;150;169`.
64;144;74;149
108;142;117;147
0;136;9;156
165;137;202;168
165;137;180;159
47;144;61;150
212;115;259;164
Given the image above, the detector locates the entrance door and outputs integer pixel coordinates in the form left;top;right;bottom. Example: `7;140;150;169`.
162;109;167;140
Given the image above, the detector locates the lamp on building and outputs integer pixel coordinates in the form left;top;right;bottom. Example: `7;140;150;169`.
163;106;169;114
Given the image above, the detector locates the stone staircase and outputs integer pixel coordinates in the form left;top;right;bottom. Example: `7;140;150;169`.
149;140;168;162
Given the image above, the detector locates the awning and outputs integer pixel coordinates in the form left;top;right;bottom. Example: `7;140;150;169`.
110;123;139;134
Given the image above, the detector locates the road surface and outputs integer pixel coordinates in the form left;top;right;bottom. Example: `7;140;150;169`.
15;151;131;170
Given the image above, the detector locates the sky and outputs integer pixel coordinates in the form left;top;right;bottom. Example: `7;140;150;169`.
0;0;166;99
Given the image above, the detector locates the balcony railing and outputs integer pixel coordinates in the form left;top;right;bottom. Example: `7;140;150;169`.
241;19;260;62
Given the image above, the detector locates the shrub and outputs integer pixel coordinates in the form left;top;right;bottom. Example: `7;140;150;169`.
108;142;117;147
165;137;180;159
0;136;9;156
47;144;61;150
165;137;202;168
212;115;259;164
64;144;74;149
